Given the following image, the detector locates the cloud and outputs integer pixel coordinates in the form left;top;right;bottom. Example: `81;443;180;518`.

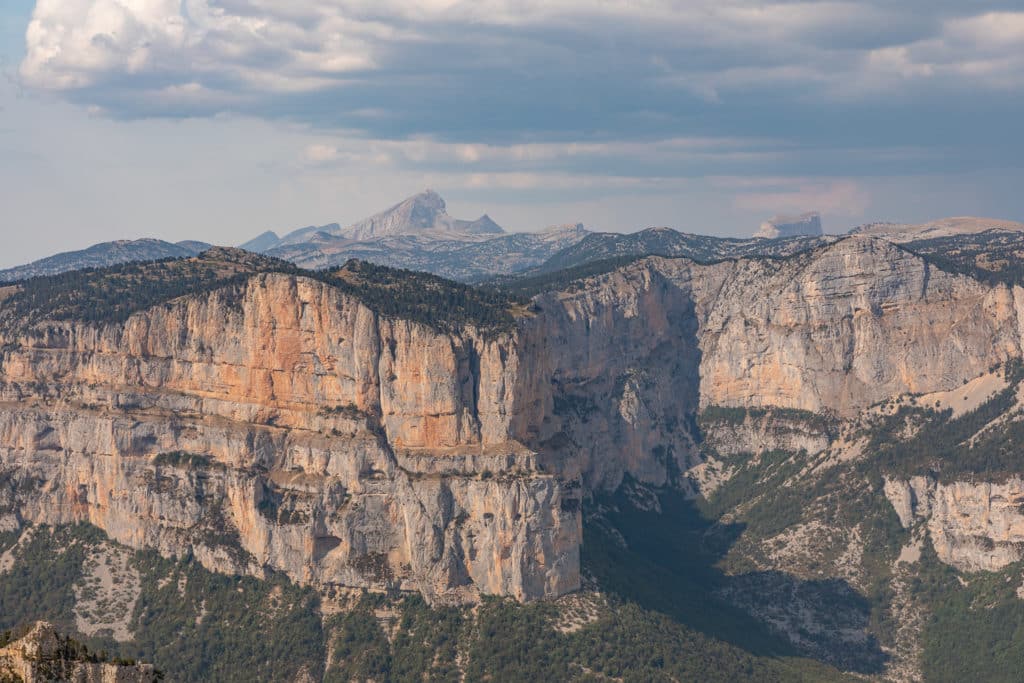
298;134;785;174
12;1;1024;218
732;179;870;219
19;3;1024;128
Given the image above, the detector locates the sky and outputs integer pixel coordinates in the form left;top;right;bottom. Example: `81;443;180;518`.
1;1;1023;268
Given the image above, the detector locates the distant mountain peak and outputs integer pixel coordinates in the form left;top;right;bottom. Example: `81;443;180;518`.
343;190;504;240
755;212;823;239
850;216;1024;242
239;231;281;252
455;213;505;236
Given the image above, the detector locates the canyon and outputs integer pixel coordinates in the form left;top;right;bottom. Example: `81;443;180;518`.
4;231;1024;679
2;236;1023;605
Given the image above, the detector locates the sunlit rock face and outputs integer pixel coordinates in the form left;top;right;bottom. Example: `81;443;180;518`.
526;236;1023;489
0;272;579;605
885;476;1024;571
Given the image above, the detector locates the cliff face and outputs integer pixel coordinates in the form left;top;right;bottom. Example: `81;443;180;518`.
0;273;578;604
2;235;1024;605
885;476;1024;572
529;236;1024;490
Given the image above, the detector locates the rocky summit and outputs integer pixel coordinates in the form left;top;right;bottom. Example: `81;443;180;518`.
755;211;824;239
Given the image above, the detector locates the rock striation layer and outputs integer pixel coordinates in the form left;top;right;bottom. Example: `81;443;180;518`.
528;236;1024;490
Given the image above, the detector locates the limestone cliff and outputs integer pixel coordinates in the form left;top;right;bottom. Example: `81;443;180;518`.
885;476;1024;572
3;235;1024;605
528;236;1024;490
0;271;578;605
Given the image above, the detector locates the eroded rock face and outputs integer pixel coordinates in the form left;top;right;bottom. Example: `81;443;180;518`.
529;237;1024;490
884;476;1024;571
0;273;578;604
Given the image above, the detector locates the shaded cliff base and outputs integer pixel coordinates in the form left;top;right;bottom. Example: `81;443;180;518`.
0;521;853;682
8;390;1024;683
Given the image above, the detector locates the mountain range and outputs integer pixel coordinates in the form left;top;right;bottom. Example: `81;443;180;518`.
0;238;210;283
7;189;1022;290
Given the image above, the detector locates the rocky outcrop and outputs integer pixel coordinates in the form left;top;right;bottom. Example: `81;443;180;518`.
884;476;1024;571
850;216;1024;243
755;212;823;239
0;622;158;682
698;410;833;460
341;190;504;240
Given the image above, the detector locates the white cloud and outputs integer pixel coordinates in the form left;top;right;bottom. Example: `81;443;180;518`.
21;0;378;94
847;11;1024;92
19;1;1024;116
6;0;1021;244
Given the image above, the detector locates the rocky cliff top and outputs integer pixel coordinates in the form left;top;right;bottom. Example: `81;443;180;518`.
851;216;1024;242
528;226;835;277
0;248;523;337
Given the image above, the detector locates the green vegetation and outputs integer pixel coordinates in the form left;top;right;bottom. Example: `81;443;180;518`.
127;552;323;683
152;451;220;469
0;255;260;327
496;255;644;297
319;525;854;683
699;405;838;435
866;360;1024;482
0;525;321;682
0;519;857;682
318;403;367;420
698;449;807;523
0;524;103;631
918;552;1024;683
581;484;864;679
324;594;464;682
322;259;525;335
0;249;526;337
690;360;1024;682
908;231;1024;287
